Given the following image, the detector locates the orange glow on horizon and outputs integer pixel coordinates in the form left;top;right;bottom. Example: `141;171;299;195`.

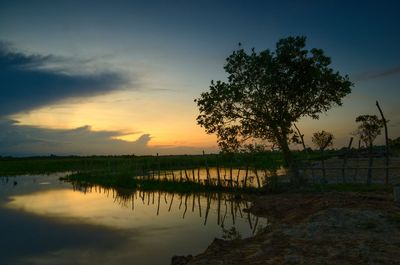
10;91;218;149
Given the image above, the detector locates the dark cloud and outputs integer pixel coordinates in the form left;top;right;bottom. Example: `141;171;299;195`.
0;120;216;156
0;120;148;155
0;43;128;116
353;65;400;82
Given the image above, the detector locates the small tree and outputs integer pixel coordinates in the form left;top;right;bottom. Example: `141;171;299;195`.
195;36;352;185
355;115;383;184
312;130;334;182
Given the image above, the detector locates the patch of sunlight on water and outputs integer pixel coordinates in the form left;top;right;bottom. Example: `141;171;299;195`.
7;187;266;234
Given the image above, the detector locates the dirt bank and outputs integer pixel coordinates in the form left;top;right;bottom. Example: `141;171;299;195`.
172;192;400;265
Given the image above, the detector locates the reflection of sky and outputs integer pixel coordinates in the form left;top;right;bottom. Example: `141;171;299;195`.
0;174;267;265
1;1;400;155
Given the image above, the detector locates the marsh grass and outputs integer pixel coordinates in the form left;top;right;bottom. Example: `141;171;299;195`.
61;171;262;194
0;152;285;176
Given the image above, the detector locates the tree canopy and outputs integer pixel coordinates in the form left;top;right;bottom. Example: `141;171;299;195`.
312;130;334;151
355;115;383;147
195;36;353;183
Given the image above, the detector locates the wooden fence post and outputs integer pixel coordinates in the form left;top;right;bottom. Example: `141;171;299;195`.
342;137;353;183
353;139;361;182
157;153;160;180
376;100;390;184
204;151;210;184
320;149;327;183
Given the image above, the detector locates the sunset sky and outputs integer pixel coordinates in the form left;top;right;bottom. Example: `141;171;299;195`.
1;0;400;156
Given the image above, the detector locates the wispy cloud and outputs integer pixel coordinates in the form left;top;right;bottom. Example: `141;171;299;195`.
0;42;129;116
353;65;400;82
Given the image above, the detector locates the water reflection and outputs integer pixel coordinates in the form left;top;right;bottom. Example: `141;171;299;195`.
1;174;269;265
139;166;286;188
67;182;266;235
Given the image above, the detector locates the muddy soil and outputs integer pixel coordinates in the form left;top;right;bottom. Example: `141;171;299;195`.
172;192;400;265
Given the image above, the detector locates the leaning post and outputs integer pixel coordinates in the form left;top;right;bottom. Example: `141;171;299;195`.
376;100;390;184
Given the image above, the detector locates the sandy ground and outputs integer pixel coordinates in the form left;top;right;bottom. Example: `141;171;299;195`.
172;191;400;265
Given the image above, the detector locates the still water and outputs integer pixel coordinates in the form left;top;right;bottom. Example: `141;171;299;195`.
0;174;268;265
143;166;287;188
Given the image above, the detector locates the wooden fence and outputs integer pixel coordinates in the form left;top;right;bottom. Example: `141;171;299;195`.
298;157;400;185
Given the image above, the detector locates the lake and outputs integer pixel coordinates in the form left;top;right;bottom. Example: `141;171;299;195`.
0;173;268;265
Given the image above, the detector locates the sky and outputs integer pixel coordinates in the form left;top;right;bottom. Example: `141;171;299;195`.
1;0;400;156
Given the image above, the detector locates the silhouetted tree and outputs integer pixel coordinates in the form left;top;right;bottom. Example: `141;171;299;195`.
195;36;352;185
312;130;334;182
312;130;334;151
355;114;383;184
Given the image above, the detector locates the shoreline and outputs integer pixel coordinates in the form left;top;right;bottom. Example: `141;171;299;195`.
174;191;400;265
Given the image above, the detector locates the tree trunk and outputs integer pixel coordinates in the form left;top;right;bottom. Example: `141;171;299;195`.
279;136;301;185
320;149;327;183
293;124;306;151
342;137;353;183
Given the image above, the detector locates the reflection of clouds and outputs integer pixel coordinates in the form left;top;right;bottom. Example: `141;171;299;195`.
0;42;130;116
2;174;268;265
71;184;268;237
6;188;159;229
7;185;267;236
0;206;129;265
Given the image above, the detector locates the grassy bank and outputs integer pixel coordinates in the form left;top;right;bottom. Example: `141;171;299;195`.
62;172;262;194
0;152;286;176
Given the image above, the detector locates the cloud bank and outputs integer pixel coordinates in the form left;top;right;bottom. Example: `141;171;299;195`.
0;120;215;156
0;43;128;116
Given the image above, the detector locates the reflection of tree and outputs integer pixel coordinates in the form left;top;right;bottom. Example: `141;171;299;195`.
70;182;266;235
145;166;285;189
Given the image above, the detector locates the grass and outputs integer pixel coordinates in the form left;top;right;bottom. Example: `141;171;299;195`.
62;171;262;194
0;152;285;194
2;151;395;195
0;152;285;176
